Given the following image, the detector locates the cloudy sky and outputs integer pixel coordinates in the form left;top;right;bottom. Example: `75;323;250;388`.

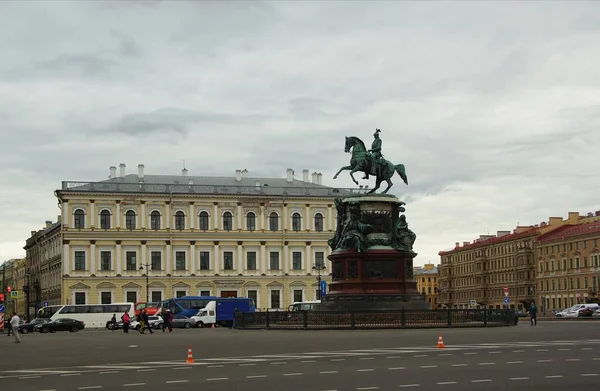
1;1;599;265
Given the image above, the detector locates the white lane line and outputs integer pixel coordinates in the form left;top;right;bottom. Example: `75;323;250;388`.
437;382;457;385
206;378;228;381
581;348;593;351
566;358;581;362
414;355;427;357
488;351;501;354
79;387;102;390
301;360;317;363
271;362;288;365
507;361;524;364
19;376;41;379
558;348;571;351
538;360;553;363
593;358;600;361
478;362;496;366
536;349;548;352
207;365;224;368
165;380;189;384
172;367;191;370
246;375;267;379
512;350;525;353
99;371;119;375
386;356;402;359
439;354;452;356
420;365;437;369
388;367;405;370
360;357;375;360
320;371;338;374
451;364;467;367
510;377;529;381
137;369;155;372
123;384;146;388
545;375;564;379
37;389;57;391
331;359;346;362
464;352;477;355
357;369;375;372
283;373;303;376
399;385;420;388
472;380;492;383
357;387;379;390
61;374;81;377
581;374;599;377
239;363;255;367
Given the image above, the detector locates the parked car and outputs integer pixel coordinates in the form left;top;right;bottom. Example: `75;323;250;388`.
171;315;197;329
35;318;85;333
148;315;163;329
18;318;51;334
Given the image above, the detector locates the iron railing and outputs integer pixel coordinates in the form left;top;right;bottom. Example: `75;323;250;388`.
233;309;516;330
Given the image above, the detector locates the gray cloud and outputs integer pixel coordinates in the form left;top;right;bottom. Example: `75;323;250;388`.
1;1;600;264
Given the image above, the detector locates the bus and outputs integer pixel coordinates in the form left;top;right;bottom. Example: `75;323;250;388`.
160;296;218;317
37;303;136;329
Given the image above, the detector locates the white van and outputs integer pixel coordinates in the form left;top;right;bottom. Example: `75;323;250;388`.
564;303;599;317
288;300;321;312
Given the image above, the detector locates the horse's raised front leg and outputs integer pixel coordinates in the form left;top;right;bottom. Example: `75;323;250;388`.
381;178;393;194
349;167;361;185
333;165;352;179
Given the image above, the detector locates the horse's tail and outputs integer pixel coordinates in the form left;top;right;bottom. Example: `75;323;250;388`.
395;164;408;185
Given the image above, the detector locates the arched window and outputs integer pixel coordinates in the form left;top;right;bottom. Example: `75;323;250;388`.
314;213;324;232
292;213;302;231
223;212;233;231
100;210;111;229
74;209;85;229
125;210;136;229
175;211;185;230
198;211;209;230
246;212;256;231
269;212;279;231
150;211;161;230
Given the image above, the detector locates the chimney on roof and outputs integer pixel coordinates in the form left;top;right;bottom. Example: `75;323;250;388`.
463;241;469;246
182;168;188;176
497;231;510;237
138;164;144;179
312;172;318;183
45;220;52;228
286;168;294;183
548;217;562;226
317;172;323;185
119;163;126;177
255;180;261;190
109;166;117;179
303;169;309;182
242;169;248;178
455;242;460;248
568;212;580;221
235;169;242;182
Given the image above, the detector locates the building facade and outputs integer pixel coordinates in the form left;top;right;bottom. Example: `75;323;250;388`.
12;259;27;317
536;221;600;313
1;258;18;314
438;212;600;310
56;165;354;310
414;263;439;308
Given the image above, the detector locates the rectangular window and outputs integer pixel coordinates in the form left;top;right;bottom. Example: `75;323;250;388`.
74;251;86;271
151;251;162;270
126;251;137;271
175;251;186;270
176;290;186;298
126;291;137;303
200;290;211;297
292;252;302;270
269;252;280;270
100;251;111;271
199;251;210;270
270;290;281;309
246;252;257;270
293;289;303;303
100;292;112;304
223;251;234;270
247;290;258;307
151;291;162;302
74;292;86;305
315;252;325;268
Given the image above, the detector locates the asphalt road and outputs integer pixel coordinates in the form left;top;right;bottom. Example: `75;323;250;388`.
2;321;600;390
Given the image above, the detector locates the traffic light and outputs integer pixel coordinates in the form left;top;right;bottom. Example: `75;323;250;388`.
6;286;11;293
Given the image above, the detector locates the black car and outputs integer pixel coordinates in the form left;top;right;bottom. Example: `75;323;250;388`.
35;318;85;333
19;318;51;334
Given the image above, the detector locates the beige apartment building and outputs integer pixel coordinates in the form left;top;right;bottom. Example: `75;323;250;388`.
55;164;352;310
438;212;600;310
536;220;600;313
414;263;439;308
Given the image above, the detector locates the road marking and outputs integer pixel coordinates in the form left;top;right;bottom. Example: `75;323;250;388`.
512;350;525;353
464;352;477;355
581;374;599;377
581;348;593;351
439;354;452;356
537;359;553;363
206;378;228;381
271;362;287;365
357;387;379;390
166;380;189;384
128;345;138;348
488;351;501;354
246;375;267;379
320;371;338;374
478;362;495;366
558;348;571;351
566;358;581;362
239;363;255;366
61;373;81;377
79;387;102;390
388;367;405;370
471;380;492;383
437;382;457;385
357;369;375;372
507;361;524;364
386;356;402;359
510;377;529;381
536;349;548;352
414;355;427;357
137;369;155;372
593;358;600;361
360;357;375;360
545;375;564;378
19;376;41;379
399;385;420;388
420;365;437;368
99;371;119;374
172;367;191;370
451;364;467;367
301;360;317;363
283;373;303;376
123;384;146;387
331;359;346;361
207;365;224;368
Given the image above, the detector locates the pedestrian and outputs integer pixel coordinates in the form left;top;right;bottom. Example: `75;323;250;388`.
10;312;21;343
121;310;130;333
162;309;172;332
110;314;117;331
6;314;12;336
529;302;538;326
138;309;146;334
143;309;153;334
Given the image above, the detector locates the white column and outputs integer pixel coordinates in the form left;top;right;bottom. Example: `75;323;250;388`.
189;243;196;272
306;243;312;273
305;205;310;230
237;204;243;230
189;204;195;229
116;203;121;228
62;202;69;228
328;205;333;231
213;204;219;229
116;244;122;274
165;203;171;229
237;244;243;274
214;243;220;273
283;243;289;274
90;243;96;274
141;243;147;269
166;243;172;274
259;206;265;230
260;244;267;274
62;244;70;275
140;203;146;229
89;202;95;228
282;205;288;230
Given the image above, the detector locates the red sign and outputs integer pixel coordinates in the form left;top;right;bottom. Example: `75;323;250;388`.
0;293;4;302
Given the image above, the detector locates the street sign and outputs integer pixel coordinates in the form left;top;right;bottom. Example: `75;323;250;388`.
320;280;327;297
470;299;477;308
10;291;18;299
0;313;4;331
43;301;49;307
0;305;4;312
504;286;509;297
504;297;510;304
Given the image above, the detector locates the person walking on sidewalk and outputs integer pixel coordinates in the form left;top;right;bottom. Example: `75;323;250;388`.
6;314;13;337
528;302;538;326
10;312;21;343
121;310;131;333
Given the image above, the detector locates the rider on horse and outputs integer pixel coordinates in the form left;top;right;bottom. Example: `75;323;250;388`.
363;129;383;180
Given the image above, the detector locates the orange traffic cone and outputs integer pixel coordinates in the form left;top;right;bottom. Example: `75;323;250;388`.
211;323;215;329
437;335;445;349
186;347;194;363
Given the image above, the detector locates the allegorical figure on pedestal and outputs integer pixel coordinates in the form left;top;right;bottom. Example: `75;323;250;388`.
336;203;374;252
392;214;417;252
327;198;346;251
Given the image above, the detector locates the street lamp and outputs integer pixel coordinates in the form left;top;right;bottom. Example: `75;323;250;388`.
139;262;150;302
312;261;327;300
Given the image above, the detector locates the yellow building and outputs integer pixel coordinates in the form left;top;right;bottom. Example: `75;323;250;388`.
56;164;352;310
12;259;27;317
414;263;439;307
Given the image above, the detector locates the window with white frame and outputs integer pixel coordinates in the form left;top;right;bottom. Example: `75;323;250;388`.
315;252;325;269
223;251;234;270
151;291;162;302
314;213;324;232
150;211;161;229
246;252;257;270
175;211;185;230
126;251;137;271
269;252;280;270
292;212;302;231
246;212;256;231
247;289;258;307
74;209;85;229
270;289;281;309
100;251;111;271
269;212;278;231
126;291;137;303
151;251;162;270
293;289;303;303
125;210;136;229
198;211;209;230
100;210;111;229
100;291;112;304
74;251;86;271
199;251;210;270
175;251;186;270
223;211;233;231
74;292;86;305
292;252;302;270
199;290;211;297
175;290;186;298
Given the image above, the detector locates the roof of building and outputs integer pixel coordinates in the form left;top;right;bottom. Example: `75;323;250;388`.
414;265;439;275
537;221;600;243
438;227;539;256
58;173;357;198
